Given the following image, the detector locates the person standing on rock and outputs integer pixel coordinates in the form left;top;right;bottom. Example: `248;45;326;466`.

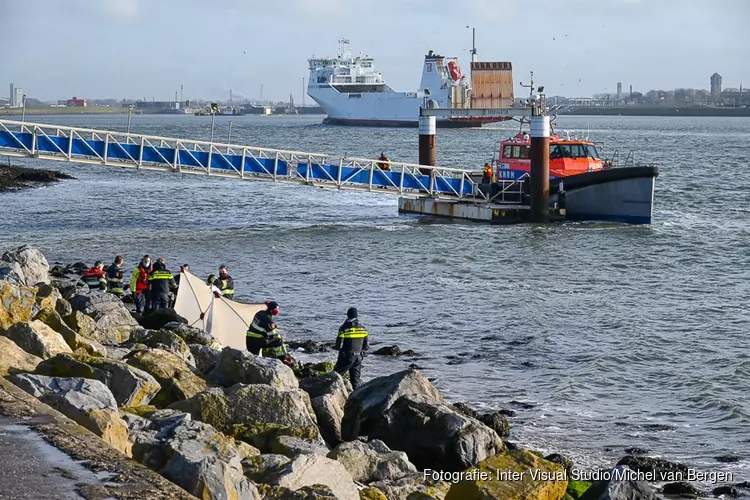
106;255;125;298
130;255;152;314
170;264;189;307
334;307;369;390
246;301;288;361
147;258;177;313
212;265;235;299
81;261;107;291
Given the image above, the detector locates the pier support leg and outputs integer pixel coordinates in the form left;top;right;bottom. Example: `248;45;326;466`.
530;115;550;223
418;115;436;173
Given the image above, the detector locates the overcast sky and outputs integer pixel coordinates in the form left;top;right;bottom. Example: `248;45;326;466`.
1;0;748;102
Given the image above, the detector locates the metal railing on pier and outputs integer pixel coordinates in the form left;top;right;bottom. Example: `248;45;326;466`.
0;119;525;205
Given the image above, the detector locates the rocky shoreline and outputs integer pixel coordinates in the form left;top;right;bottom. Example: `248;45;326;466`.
0;245;746;500
0;163;74;192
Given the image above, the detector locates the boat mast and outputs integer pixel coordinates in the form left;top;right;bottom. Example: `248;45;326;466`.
471;28;477;64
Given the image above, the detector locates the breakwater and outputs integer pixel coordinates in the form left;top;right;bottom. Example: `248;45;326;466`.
0;246;747;499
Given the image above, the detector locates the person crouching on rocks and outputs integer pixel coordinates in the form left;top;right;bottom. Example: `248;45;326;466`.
334;307;369;390
81;261;108;291
246;301;292;365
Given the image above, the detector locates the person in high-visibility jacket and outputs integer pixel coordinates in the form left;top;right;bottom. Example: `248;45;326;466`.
246;301;289;362
106;255;125;297
81;261;107;291
129;255;152;314
212;265;235;298
147;259;177;313
334;307;369;390
482;162;494;184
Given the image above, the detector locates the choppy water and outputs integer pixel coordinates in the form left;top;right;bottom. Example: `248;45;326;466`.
2;114;749;480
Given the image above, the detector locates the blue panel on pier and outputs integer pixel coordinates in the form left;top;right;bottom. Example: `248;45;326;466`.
178;150;205;168
70;138;103;157
244;157;289;176
210;152;241;172
0;131;33;151
36;135;68;154
108;142;140;161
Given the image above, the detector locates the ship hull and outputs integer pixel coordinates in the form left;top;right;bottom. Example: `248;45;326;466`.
322;117;505;128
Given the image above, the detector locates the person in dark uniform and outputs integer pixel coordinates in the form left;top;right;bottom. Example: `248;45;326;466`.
334;307;369;390
147;259;177;312
246;301;286;358
170;264;189;307
213;265;235;298
106;256;125;297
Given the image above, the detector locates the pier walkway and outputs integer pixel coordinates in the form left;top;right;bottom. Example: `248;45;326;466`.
0;119;527;205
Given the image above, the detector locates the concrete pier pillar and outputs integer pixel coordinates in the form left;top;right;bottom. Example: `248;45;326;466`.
418;115;436;171
530;115;550;223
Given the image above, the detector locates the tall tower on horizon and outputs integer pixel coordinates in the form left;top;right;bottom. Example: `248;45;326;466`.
617;82;622;99
710;73;722;103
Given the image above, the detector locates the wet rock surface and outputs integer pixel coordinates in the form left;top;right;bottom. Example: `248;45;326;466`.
0;165;73;193
209;347;298;390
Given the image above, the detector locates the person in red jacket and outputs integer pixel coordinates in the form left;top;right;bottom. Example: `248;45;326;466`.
81;261;107;291
129;255;152;314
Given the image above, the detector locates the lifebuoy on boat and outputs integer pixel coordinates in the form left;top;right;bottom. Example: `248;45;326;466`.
447;61;462;81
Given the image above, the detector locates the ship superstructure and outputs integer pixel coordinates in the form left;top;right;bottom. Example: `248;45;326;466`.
307;39;512;127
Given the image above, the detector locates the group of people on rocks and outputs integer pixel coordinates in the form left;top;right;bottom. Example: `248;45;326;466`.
79;256;369;389
80;256;234;315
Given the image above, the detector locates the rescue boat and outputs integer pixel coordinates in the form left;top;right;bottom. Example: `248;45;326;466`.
474;126;658;224
492;131;612;181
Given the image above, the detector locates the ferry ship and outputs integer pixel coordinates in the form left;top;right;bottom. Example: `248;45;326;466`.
307;39;515;128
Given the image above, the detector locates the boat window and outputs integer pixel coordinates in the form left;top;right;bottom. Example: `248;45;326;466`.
585;145;600;159
502;145;530;159
558;145;573;158
569;144;586;158
550;145;561;159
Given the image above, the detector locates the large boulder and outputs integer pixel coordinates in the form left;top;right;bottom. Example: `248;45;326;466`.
372;394;503;472
69;292;139;344
125;409;258;499
445;449;568;500
299;371;349;447
327;439;416;483
125;348;208;407
1;245;50;286
0;336;43;376
163;322;215;347
55;297;73;318
227;384;321;452
242;453;291;483
169;388;233;435
65;310;97;338
260;453;359;500
136;309;187;330
33;283;61;316
0;281;36;331
580;465;657;500
10;373;131;456
270;435;330;458
36;353;161;407
3;320;73;359
341;369;443;441
370;474;451;500
190;344;221;374
33;308;106;357
209;347;298;390
129;329;195;367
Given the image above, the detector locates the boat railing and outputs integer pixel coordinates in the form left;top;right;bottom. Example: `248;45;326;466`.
484;177;527;205
606;149;638;168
